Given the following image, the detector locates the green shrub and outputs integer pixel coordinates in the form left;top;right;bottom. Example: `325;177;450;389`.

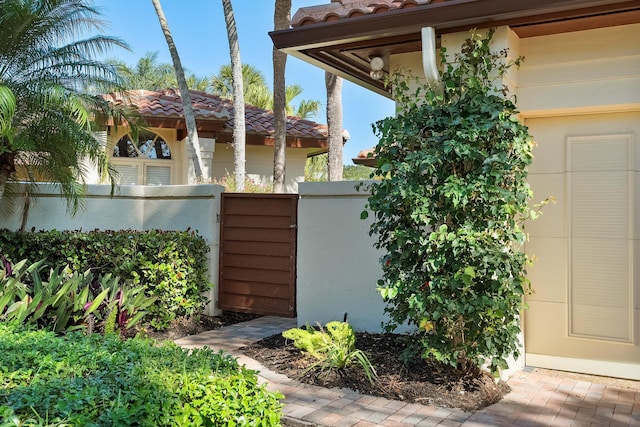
283;321;377;383
364;30;547;373
0;229;213;329
0;324;283;426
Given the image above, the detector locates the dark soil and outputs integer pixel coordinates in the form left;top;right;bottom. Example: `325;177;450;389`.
147;313;509;412
241;332;510;412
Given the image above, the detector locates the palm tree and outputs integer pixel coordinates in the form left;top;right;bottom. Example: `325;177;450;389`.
109;52;175;90
284;84;320;119
110;52;210;92
325;72;343;181
221;0;246;192
0;0;127;214
210;63;319;118
211;63;267;100
272;0;291;193
151;0;206;182
186;74;210;92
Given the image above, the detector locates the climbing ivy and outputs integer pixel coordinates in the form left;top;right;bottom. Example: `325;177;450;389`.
364;30;542;373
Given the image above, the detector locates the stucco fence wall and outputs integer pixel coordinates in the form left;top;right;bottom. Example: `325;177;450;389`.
297;181;394;332
0;182;411;330
0;183;224;316
0;181;392;330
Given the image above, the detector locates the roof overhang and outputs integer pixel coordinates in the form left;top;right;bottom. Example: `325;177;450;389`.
270;0;640;97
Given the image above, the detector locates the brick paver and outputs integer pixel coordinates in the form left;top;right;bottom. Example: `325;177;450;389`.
175;316;640;426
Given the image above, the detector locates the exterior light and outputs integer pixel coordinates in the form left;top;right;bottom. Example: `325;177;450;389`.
369;56;384;80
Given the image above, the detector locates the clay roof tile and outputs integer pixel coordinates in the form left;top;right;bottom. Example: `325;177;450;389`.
102;89;328;139
291;0;433;26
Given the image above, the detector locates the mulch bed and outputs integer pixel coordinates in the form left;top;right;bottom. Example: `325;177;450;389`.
241;331;510;411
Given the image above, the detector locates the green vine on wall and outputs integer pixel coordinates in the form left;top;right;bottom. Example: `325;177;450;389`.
364;29;545;373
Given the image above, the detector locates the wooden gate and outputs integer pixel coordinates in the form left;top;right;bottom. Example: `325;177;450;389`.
218;193;297;317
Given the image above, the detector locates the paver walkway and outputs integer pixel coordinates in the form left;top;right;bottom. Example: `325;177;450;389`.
175;316;640;426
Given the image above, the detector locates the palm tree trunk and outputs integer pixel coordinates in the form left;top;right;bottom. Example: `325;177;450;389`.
326;72;343;181
151;0;207;182
272;0;290;193
221;0;246;192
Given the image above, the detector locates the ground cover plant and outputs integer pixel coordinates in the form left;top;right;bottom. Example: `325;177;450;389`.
362;29;546;375
0;324;283;426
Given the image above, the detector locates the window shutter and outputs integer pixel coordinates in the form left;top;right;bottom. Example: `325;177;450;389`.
114;164;139;185
145;165;171;185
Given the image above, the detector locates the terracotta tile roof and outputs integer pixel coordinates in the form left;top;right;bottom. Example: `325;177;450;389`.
292;0;436;27
102;89;328;140
353;146;376;166
102;89;229;121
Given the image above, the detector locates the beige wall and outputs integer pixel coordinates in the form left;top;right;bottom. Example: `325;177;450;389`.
212;144;308;193
101;126;310;192
518;23;640;116
516;24;640;379
0;183;224;316
524;112;640;380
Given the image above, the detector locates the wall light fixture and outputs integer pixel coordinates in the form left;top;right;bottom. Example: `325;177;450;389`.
369;56;384;80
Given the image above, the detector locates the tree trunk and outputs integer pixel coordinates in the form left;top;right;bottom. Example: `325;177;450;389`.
151;0;207;182
221;0;246;192
272;0;290;193
325;72;343;181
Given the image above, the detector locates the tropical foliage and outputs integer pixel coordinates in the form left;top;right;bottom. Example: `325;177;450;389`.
365;30;540;373
109;52;177;91
0;324;283;425
0;258;155;335
283;321;377;383
0;228;213;330
0;0;127;213
211;63;321;119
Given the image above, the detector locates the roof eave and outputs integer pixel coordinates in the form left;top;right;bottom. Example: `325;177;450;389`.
270;0;640;93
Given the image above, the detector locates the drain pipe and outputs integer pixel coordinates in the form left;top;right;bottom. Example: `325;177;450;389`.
421;27;442;92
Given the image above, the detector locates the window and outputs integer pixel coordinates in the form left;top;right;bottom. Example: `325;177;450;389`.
110;131;174;185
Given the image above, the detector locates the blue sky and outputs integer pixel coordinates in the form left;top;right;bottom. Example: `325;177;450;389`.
92;0;396;165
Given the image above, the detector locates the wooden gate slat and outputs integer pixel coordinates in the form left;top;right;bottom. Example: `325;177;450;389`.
222;241;291;257
223;227;293;243
223;254;291;271
220;280;291;298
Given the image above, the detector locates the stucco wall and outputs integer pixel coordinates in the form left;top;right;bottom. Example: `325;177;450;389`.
517;23;640;117
296;181;393;332
0;183;224;316
212;144;307;193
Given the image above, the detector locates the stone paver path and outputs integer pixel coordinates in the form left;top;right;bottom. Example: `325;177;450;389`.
175;316;640;426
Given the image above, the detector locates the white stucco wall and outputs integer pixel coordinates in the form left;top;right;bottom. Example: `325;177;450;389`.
0;183;224;316
296;181;394;332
